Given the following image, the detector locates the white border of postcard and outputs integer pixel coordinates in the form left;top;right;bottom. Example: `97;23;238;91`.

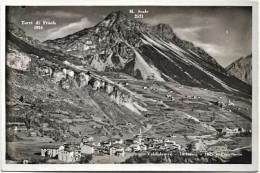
0;0;259;171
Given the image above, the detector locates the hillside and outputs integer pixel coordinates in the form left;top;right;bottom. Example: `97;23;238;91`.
43;11;251;96
226;54;252;85
5;11;252;164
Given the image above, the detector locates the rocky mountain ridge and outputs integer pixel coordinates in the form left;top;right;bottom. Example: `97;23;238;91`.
226;54;252;85
7;22;41;48
43;11;223;73
42;11;251;95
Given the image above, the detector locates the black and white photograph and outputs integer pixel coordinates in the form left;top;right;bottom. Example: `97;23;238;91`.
1;0;259;171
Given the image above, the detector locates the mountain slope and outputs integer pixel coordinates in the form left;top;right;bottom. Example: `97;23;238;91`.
6;26;149;141
6;19;253;163
226;54;252;85
43;11;251;95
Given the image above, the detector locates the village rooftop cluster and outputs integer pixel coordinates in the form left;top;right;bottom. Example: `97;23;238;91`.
39;129;182;163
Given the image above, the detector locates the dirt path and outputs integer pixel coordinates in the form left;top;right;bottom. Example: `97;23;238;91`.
155;118;173;127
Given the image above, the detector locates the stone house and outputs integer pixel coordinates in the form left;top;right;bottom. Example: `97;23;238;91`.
41;145;64;158
58;147;81;162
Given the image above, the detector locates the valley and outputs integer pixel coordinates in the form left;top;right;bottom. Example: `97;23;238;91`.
5;10;252;164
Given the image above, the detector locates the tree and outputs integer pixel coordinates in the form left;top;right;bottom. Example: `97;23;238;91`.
79;154;93;164
186;143;194;152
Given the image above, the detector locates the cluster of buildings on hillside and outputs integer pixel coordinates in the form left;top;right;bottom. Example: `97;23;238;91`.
216;127;251;137
8;122;53;137
40;129;183;163
215;99;235;109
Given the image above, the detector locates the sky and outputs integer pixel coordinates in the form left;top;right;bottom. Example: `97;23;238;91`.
7;6;252;67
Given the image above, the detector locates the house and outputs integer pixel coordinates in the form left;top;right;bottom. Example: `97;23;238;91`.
105;83;114;94
86;40;92;45
81;145;94;154
164;139;176;147
146;137;155;142
22;159;29;164
239;127;246;133
112;139;123;145
115;150;125;157
129;144;141;151
101;141;111;147
29;131;37;137
90;141;101;147
172;144;181;150
223;128;234;136
100;81;106;89
110;146;125;156
39;66;53;76
125;146;133;152
228;99;234;106
140;144;147;151
13;125;27;133
124;139;134;145
41;145;64;158
67;70;75;78
93;80;101;91
58;147;81;162
233;128;241;134
154;138;163;144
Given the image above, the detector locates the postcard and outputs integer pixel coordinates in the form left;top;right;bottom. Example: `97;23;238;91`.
0;0;258;171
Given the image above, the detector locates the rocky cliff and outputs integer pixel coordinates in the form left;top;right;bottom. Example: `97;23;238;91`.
7;22;41;48
226;54;252;85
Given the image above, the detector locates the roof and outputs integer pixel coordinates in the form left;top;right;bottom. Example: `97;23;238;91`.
111;143;125;148
42;146;60;149
115;150;124;153
81;144;95;148
64;146;78;152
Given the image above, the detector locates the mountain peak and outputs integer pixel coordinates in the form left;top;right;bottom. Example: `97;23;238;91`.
97;11;130;27
226;53;252;85
108;11;126;18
